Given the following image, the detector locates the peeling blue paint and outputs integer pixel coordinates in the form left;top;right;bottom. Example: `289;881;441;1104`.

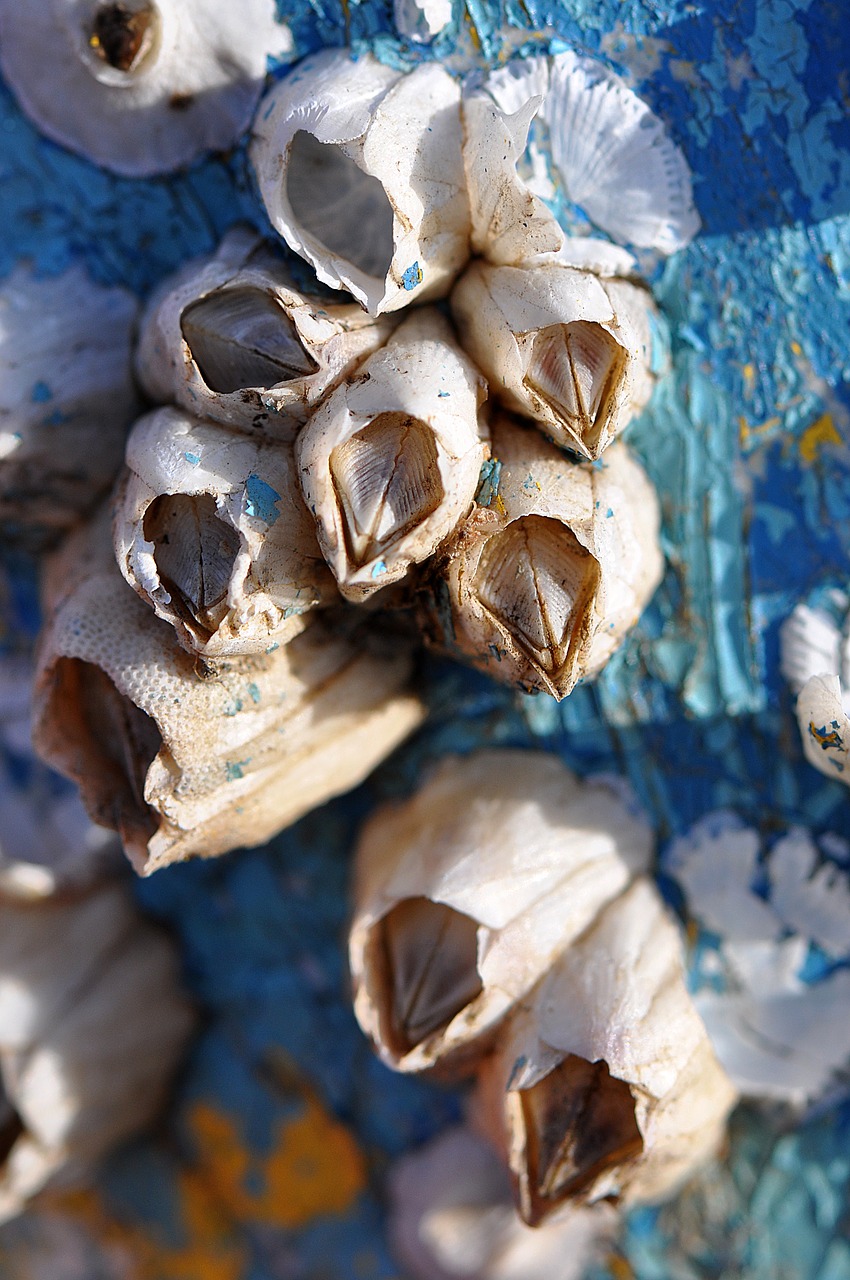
244;473;281;525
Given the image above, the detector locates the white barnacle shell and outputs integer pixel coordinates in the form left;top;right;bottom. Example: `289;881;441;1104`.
388;1126;617;1280
0;0;292;177
0;652;121;902
780;601;850;787
350;749;652;1076
426;415;663;699
32;507;426;876
0;881;194;1222
297;308;488;602
472;877;737;1225
464;51;698;261
452;260;659;459
113;407;337;657
0;265;138;538
250;49;470;314
135;227;396;437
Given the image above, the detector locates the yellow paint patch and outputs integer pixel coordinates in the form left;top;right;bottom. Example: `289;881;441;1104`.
800;413;842;464
738;414;781;450
189;1095;366;1229
790;341;803;356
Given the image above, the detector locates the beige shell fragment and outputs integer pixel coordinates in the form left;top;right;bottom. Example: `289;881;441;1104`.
297;308;488;602
452;260;658;459
0;0;292;176
135;227;396;437
350;749;652;1076
425;415;663;699
0;265;138;539
250;49;470;314
113;407;337;657
0;881;194;1222
472;877;737;1225
0;652;122;902
32;508;426;876
388;1126;617;1280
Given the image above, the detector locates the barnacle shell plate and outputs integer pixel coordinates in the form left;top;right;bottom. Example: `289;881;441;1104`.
0;0;292;176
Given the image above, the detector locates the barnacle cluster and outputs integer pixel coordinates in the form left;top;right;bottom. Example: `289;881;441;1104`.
0;26;747;1268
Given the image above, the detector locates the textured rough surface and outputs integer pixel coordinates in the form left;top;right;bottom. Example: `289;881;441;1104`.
1;0;850;1276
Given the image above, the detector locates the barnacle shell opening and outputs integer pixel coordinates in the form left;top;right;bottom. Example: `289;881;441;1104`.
142;493;241;645
330;414;444;569
374;897;483;1056
83;1;161;80
473;515;600;682
509;1055;644;1225
181;287;319;395
525;323;628;457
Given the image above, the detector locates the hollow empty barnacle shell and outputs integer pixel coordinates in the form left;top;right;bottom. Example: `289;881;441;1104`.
0;881;194;1222
250;49;470;314
136;226;397;437
297;308;488;602
470;51;699;257
451;260;659;459
32;507;426;875
471;877;737;1225
0;651;122;902
350;749;652;1076
423;415;663;700
0;265;138;540
388;1126;618;1280
0;0;292;176
113;407;337;657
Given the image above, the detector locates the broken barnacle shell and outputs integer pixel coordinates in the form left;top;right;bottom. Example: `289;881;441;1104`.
422;415;663;700
0;0;292;176
472;877;737;1225
113;407;336;657
297;308;488;602
0;265;138;541
451;259;659;459
464;50;698;262
0;651;122;902
350;749;651;1076
780;601;850;787
250;49;470;314
32;506;426;876
388;1126;617;1280
0;880;194;1222
135;227;396;437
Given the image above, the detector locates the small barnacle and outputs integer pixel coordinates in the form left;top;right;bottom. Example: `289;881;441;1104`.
0;882;194;1222
297;308;488;602
423;415;663;700
0;265;138;541
472;878;737;1224
136;227;396;437
33;507;425;876
465;50;699;261
350;749;651;1076
0;0;293;176
452;260;659;459
388;1126;617;1280
250;49;470;314
780;601;850;787
113;407;336;657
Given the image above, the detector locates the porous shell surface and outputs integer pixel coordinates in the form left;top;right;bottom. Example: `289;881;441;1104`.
0;882;194;1222
297;308;488;601
0;0;292;176
424;415;663;699
472;877;737;1222
113;407;337;657
350;749;652;1075
388;1126;618;1280
452;260;659;458
470;50;699;257
0;265;138;537
32;507;426;876
250;49;470;314
135;226;396;437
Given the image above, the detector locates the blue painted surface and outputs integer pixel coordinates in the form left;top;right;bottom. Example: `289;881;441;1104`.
2;1;850;1276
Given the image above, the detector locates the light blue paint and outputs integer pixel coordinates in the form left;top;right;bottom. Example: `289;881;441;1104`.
371;560;387;578
244;473;281;525
401;261;422;290
184;451;201;466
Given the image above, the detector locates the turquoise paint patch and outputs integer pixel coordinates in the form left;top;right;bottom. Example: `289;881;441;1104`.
476;458;502;507
184;451;201;466
247;683;261;705
401;261;422;290
225;759;250;781
245;473;281;525
371;560;387;578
